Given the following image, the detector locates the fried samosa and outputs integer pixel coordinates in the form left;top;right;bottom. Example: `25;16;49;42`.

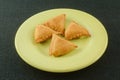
34;25;60;43
65;21;90;40
43;14;66;34
49;34;77;57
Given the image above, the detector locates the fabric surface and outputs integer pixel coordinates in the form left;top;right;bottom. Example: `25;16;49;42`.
0;0;120;80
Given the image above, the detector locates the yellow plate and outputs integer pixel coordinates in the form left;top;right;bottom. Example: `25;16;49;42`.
15;8;108;73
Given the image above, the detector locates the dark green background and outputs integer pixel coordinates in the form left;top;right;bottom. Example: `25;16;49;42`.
0;0;120;80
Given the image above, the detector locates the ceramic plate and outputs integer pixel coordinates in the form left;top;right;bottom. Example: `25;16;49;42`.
15;9;108;72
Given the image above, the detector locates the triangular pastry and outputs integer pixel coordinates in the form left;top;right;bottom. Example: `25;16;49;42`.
34;25;60;43
65;21;90;40
49;34;77;57
43;14;66;34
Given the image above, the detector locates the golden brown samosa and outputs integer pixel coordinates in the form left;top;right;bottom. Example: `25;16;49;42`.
43;14;66;34
49;34;77;57
65;21;90;40
34;25;60;43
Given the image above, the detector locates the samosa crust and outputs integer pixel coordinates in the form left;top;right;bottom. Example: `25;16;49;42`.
34;25;60;43
65;21;90;40
49;34;77;57
43;14;66;34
